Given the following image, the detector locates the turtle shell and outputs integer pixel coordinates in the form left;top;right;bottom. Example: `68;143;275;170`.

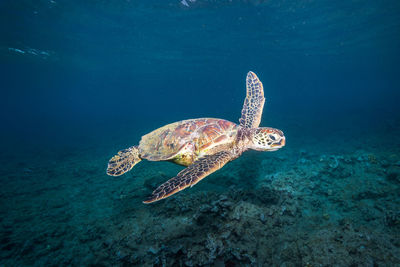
139;118;238;164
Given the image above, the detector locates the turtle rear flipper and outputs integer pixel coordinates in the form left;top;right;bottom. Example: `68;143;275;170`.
107;146;141;176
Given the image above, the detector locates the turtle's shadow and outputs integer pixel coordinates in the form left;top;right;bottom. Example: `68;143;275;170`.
203;151;265;192
236;151;264;189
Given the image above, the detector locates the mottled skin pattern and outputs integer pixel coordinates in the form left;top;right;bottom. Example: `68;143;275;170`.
106;146;140;176
240;71;265;129
106;71;286;203
143;151;232;203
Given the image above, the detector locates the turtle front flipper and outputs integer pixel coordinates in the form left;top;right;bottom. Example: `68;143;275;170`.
239;71;265;129
107;146;141;176
143;151;233;204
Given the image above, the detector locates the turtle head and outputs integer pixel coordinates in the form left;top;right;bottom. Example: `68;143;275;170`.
249;127;285;151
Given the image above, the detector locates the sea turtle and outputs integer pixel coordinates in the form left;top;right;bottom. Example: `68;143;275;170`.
107;71;285;203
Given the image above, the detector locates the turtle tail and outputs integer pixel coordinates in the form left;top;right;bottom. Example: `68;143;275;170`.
107;146;142;176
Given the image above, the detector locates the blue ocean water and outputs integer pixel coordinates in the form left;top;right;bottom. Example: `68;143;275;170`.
1;0;400;265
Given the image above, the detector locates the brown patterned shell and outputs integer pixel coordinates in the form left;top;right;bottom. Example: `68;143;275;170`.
138;118;238;164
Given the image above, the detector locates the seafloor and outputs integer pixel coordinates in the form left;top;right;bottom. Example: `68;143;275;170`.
1;120;400;266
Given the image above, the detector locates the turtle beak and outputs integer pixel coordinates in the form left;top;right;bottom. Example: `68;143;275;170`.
272;136;285;148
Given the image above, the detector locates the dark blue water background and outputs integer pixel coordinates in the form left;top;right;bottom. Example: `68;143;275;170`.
1;0;399;152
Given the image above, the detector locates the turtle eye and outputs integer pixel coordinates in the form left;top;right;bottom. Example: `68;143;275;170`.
269;135;276;141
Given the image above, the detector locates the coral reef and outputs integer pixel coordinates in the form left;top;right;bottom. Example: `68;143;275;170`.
0;133;399;266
